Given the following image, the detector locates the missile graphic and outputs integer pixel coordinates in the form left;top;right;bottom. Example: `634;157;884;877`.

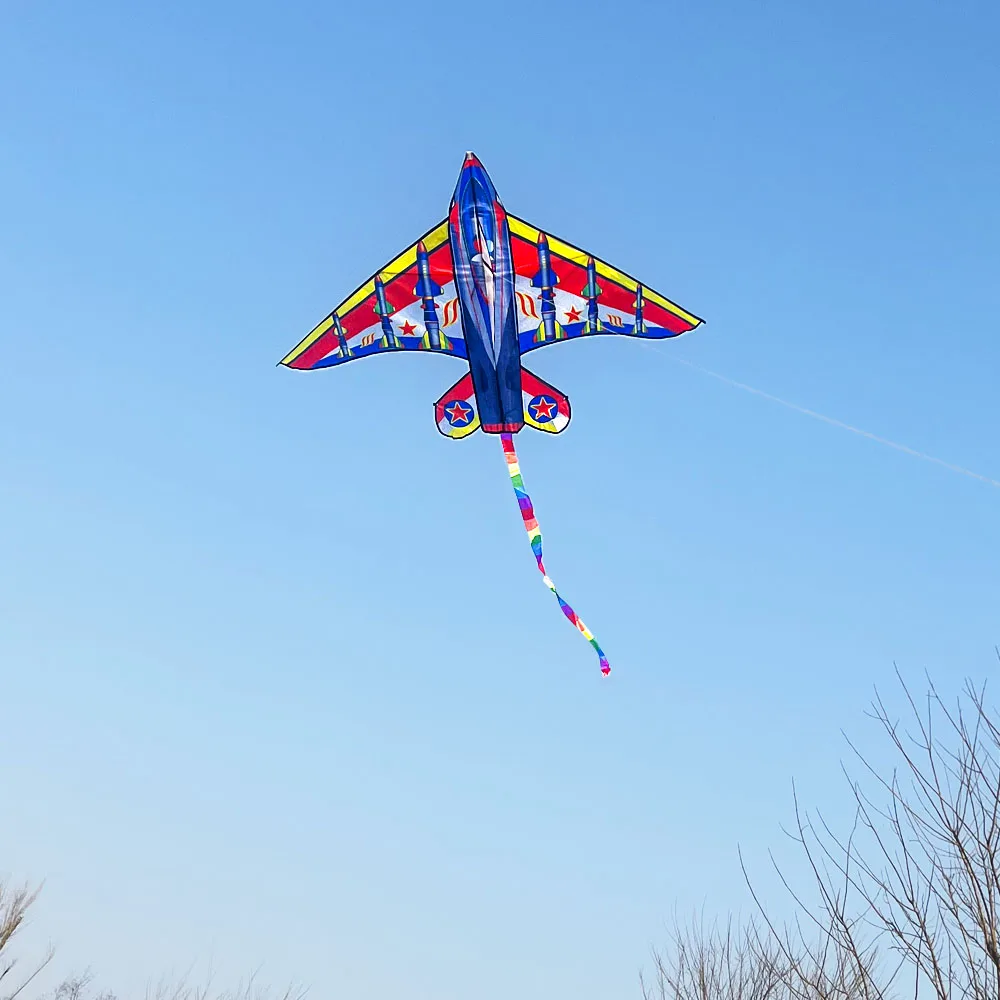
373;275;399;348
581;256;602;334
331;312;352;358
414;241;444;350
633;283;645;336
531;232;560;343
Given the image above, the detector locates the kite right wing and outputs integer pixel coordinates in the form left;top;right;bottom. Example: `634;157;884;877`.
506;214;704;353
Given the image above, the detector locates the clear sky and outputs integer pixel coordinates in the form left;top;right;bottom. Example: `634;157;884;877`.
1;1;998;997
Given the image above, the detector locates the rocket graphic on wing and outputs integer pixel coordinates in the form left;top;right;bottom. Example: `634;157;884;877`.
279;153;704;439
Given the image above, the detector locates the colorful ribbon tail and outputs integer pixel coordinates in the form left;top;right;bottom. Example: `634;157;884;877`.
500;433;610;677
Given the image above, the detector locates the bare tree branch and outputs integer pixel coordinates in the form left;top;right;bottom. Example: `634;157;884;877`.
0;879;53;1000
742;670;1000;1000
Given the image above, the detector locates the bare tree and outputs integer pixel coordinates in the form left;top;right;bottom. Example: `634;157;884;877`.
643;909;896;1000
47;973;115;1000
741;817;902;1000
748;668;1000;1000
0;880;52;1000
140;970;306;1000
0;881;305;1000
40;969;307;1000
641;916;790;1000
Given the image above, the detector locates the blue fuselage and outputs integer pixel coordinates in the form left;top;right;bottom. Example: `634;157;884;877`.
448;154;523;433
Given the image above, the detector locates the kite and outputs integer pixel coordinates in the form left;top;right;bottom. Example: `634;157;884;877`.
280;153;704;675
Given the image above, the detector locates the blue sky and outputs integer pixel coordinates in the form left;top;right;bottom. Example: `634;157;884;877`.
1;1;997;997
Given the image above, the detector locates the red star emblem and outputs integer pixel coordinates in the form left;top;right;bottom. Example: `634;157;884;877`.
445;400;473;425
565;307;582;323
530;397;557;420
399;320;417;336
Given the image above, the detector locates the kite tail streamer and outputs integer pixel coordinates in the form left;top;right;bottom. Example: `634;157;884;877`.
500;433;611;676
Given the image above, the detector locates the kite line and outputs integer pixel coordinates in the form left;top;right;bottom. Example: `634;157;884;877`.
675;357;1000;487
500;433;611;676
640;344;1000;490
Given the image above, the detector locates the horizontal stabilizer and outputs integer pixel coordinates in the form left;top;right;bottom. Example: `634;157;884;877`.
521;368;571;434
434;372;480;439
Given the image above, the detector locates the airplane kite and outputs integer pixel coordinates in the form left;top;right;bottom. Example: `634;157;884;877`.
280;153;704;675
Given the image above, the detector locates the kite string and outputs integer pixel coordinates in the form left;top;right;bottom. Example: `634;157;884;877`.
500;433;611;677
637;343;1000;490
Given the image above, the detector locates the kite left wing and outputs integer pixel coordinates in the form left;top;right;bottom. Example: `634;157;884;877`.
280;220;468;371
506;215;703;354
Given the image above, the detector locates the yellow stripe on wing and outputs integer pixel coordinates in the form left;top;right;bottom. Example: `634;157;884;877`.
375;219;451;281
280;313;336;366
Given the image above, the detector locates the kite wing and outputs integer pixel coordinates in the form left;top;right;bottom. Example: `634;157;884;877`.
506;215;704;354
280;220;468;370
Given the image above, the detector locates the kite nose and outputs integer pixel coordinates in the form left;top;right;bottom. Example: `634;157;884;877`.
451;150;499;207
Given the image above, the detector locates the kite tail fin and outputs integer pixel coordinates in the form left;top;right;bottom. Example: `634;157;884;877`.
499;433;610;677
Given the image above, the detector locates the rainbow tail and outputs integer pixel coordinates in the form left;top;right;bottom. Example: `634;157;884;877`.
500;433;610;677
